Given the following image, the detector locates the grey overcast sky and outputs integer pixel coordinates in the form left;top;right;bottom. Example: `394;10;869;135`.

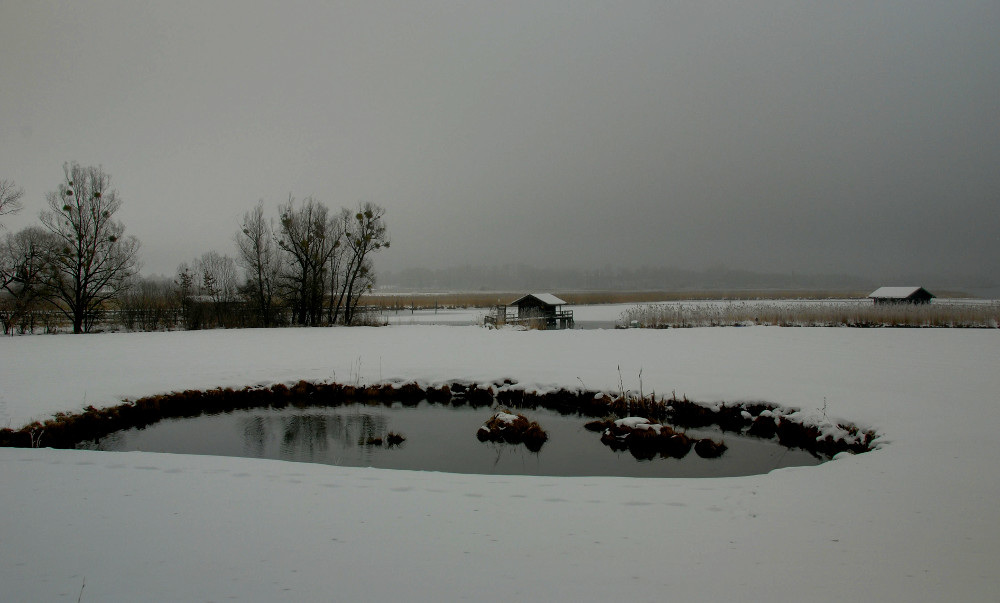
1;1;998;282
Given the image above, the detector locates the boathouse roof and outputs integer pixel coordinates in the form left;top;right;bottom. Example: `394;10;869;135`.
509;293;567;307
868;287;935;301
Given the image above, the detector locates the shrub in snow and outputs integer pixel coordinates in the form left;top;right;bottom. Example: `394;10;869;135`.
597;417;704;461
693;438;727;458
476;410;548;452
747;414;778;438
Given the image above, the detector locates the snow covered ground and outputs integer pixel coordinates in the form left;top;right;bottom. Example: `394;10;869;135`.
2;315;999;601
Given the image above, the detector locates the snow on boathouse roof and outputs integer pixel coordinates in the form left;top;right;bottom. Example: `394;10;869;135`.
868;286;934;300
509;293;567;307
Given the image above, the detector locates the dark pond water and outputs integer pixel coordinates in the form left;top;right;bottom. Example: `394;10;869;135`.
78;401;822;477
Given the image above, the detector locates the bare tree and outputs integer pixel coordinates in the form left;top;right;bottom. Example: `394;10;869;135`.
0;226;56;334
197;250;240;327
276;196;342;325
345;257;376;324
236;201;281;327
325;211;348;324
39;163;141;333
198;251;239;303
333;202;389;325
117;275;176;331
174;262;201;330
0;179;25;225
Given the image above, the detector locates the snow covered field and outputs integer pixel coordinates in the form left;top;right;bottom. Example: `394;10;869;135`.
2;317;999;601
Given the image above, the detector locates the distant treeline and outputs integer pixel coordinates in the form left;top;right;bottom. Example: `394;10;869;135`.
1;164;390;334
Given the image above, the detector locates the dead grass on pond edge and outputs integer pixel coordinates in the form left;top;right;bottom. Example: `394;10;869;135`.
1;381;879;460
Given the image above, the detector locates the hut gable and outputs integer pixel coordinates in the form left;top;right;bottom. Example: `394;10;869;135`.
868;286;935;305
510;293;567;308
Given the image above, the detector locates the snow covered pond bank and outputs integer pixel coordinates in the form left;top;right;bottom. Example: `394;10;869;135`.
2;326;999;601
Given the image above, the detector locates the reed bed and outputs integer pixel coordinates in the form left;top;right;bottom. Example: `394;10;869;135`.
362;290;871;310
619;301;1000;328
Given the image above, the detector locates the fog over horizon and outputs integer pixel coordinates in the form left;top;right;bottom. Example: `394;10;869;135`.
2;2;998;289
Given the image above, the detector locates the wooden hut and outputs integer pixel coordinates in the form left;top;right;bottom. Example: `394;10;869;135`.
868;286;935;305
484;293;574;328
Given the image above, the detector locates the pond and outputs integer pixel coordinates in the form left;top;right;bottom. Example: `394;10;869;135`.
78;401;822;477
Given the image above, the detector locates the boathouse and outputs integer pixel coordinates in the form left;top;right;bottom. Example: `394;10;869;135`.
868;286;935;305
484;293;575;329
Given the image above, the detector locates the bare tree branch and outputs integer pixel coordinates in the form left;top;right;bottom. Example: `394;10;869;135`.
0;179;25;224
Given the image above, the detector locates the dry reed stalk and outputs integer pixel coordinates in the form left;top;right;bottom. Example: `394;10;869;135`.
619;301;1000;329
359;290;882;311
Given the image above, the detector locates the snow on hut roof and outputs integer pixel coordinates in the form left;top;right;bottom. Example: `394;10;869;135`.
510;293;567;307
868;287;932;299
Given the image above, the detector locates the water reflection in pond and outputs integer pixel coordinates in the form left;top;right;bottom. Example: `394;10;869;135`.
81;401;822;477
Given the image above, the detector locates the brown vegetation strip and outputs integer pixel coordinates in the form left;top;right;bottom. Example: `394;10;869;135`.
0;381;877;458
620;301;1000;328
361;290;876;310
